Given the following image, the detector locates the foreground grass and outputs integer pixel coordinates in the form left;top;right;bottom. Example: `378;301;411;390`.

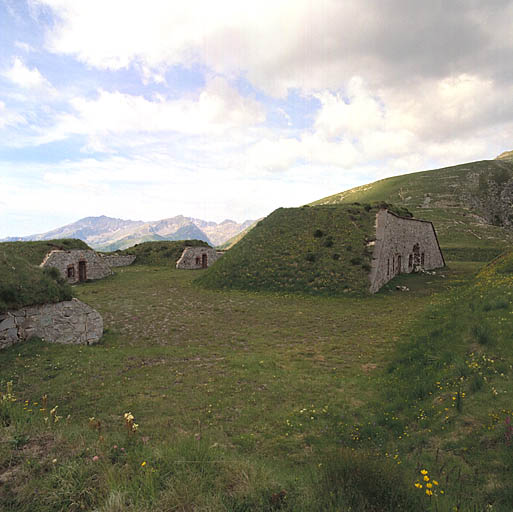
1;260;500;510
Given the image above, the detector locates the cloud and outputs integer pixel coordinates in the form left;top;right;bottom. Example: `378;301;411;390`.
2;56;52;89
31;1;513;96
37;77;264;146
0;100;27;129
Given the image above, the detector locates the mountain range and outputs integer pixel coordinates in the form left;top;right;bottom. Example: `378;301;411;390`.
2;215;254;251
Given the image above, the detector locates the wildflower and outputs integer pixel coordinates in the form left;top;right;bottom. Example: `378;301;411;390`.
141;461;146;467
52;458;57;464
426;483;433;489
420;469;428;475
423;475;430;481
426;489;433;496
92;455;99;462
433;480;439;486
415;483;423;488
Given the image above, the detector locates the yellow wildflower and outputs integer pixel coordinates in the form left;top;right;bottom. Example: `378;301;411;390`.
141;461;146;467
420;469;428;475
423;475;430;481
426;489;433;496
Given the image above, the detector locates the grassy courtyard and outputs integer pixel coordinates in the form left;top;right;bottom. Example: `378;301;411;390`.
1;257;512;510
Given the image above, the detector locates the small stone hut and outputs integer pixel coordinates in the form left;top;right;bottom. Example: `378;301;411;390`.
41;249;112;284
368;209;445;292
176;247;223;269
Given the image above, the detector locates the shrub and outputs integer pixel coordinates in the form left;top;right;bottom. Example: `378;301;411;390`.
313;229;324;238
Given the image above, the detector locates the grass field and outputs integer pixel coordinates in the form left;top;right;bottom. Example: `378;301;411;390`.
4;254;511;510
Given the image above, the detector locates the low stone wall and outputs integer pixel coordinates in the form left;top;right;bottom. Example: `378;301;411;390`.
176;247;223;269
41;249;112;284
0;299;103;350
99;254;136;267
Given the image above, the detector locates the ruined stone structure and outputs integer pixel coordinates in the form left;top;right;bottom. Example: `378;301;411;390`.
369;209;445;293
176;247;224;269
0;298;103;350
99;254;136;267
41;249;113;284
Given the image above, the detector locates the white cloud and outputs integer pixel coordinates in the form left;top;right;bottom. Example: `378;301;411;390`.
2;57;52;89
0;100;27;129
38;77;264;145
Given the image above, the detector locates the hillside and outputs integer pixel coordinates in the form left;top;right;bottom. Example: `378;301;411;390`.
311;157;513;260
0;241;79;313
0;239;90;266
2;215;253;251
197;203;411;295
114;239;210;266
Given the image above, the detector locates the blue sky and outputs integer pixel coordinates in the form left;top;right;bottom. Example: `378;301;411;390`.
1;0;513;238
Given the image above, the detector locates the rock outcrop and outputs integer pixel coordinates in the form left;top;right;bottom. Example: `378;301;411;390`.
0;299;103;350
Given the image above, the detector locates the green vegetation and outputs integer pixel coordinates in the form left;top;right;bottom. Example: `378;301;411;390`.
197;203;411;296
114;240;210;266
0;239;90;266
0;240;85;313
311;158;513;258
1;231;512;509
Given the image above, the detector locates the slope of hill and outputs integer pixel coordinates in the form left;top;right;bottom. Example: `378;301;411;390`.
2;216;254;251
197;203;411;295
0;239;90;266
115;240;210;266
0;240;83;313
311;157;513;260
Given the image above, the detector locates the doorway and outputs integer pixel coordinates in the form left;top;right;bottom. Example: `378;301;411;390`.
78;261;87;282
201;254;208;268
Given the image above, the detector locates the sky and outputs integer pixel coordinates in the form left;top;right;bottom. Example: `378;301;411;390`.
1;1;513;238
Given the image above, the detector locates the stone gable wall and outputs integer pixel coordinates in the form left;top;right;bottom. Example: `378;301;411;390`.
99;254;136;267
176;247;223;269
369;210;445;293
41;249;112;283
0;298;103;350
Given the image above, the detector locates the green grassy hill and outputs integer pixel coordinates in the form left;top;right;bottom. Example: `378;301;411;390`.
311;158;513;260
114;240;210;266
0;241;82;313
197;203;411;295
0;239;90;266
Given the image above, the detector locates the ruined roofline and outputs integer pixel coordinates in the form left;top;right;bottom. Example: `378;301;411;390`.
40;249;68;266
382;208;446;268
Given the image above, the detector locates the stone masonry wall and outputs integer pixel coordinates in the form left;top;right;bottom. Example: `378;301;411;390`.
176;247;223;269
0;298;103;350
99;254;136;267
41;249;112;284
369;210;445;293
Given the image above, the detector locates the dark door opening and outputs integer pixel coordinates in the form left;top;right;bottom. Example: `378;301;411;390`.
201;254;208;268
78;261;87;282
397;255;401;274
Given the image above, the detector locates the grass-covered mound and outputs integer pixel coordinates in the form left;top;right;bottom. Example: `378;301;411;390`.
0;253;72;314
114;240;210;266
0;239;90;266
197;203;411;295
0;239;85;313
355;248;513;508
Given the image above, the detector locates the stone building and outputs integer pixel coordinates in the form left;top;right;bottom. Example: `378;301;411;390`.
40;249;113;284
0;298;103;350
99;253;137;267
176;246;223;269
369;209;445;293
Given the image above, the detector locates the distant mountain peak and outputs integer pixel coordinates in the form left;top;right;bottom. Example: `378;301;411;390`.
2;214;254;251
